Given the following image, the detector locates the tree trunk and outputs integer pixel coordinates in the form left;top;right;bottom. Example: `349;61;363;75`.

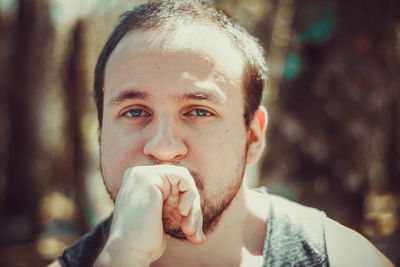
1;0;53;244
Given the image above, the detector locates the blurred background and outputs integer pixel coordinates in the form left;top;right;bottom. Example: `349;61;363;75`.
0;0;399;266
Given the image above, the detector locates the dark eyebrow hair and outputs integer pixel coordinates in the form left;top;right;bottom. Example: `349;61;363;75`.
108;90;149;106
179;90;226;105
108;88;226;106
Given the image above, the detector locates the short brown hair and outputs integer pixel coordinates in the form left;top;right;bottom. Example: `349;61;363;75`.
94;0;267;127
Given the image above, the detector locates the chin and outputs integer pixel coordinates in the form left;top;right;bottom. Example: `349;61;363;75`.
163;218;188;240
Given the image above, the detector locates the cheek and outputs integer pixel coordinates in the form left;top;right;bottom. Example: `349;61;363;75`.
188;125;247;173
100;126;145;191
192;123;247;154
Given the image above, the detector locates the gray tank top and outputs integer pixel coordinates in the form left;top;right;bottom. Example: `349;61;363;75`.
59;189;329;266
262;191;329;266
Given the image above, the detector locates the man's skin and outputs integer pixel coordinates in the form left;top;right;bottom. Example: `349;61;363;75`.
50;23;395;267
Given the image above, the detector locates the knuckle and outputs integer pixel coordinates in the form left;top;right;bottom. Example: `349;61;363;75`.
125;166;152;186
180;166;191;175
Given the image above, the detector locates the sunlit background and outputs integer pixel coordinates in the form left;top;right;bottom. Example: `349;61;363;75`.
0;0;399;266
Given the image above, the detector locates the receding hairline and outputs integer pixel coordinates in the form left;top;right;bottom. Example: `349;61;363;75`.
104;22;248;97
105;21;248;76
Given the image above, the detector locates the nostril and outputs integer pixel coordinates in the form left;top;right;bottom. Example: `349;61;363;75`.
143;138;187;163
143;120;187;162
145;154;160;164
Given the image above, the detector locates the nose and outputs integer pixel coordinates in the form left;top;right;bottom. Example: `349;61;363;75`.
143;117;187;163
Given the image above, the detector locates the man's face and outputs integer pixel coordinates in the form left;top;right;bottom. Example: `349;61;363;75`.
100;24;250;237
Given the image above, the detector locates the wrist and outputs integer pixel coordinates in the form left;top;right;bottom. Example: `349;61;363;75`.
95;234;152;267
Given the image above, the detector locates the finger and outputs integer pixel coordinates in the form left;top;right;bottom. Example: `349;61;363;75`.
161;165;195;193
169;208;182;223
195;211;205;242
185;232;201;244
161;166;199;214
175;170;201;216
178;190;195;216
176;170;195;192
165;185;179;207
165;194;179;208
181;208;196;237
192;195;205;243
184;214;205;244
180;180;202;243
180;196;202;235
180;194;202;234
171;183;179;195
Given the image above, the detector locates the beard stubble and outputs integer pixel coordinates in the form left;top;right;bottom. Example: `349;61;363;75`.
161;163;246;240
100;147;248;241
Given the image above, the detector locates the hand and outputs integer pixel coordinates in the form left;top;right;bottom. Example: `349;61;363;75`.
95;165;205;266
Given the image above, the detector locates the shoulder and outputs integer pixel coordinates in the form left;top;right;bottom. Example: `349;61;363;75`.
325;218;395;267
47;260;63;267
59;216;112;267
254;190;329;266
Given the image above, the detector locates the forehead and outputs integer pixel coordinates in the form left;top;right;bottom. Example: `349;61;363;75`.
105;24;245;90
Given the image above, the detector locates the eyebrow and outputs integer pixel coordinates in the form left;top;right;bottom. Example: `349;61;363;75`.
108;90;149;106
108;88;226;106
178;90;226;105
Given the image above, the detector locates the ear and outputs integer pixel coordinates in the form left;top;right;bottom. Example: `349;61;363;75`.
246;106;268;165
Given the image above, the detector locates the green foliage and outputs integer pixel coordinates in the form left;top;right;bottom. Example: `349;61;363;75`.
299;2;337;44
283;52;302;79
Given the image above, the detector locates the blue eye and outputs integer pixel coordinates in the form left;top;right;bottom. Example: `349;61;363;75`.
124;109;150;118
188;109;211;117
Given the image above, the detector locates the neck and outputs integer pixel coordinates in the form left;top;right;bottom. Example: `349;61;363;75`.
152;178;268;267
